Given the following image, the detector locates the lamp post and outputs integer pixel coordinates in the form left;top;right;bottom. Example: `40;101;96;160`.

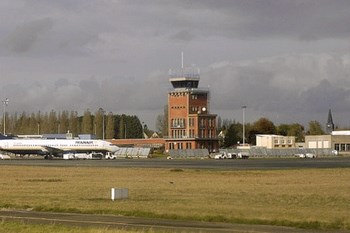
57;121;60;134
102;112;105;140
94;121;96;135
2;98;9;135
142;121;144;138
242;106;247;146
99;108;105;140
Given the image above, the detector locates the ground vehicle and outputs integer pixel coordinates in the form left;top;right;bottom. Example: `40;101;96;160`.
90;152;103;159
237;152;249;159
331;150;338;156
295;153;316;159
73;153;91;159
305;153;316;158
63;153;75;160
295;153;306;158
227;153;237;159
214;152;229;159
0;154;10;160
63;152;103;160
214;152;237;159
105;152;117;159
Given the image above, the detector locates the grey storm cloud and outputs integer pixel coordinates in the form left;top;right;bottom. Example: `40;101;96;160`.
206;53;350;115
1;0;350;128
121;0;350;41
182;0;350;40
170;30;195;42
54;78;70;89
1;18;53;54
298;79;350;113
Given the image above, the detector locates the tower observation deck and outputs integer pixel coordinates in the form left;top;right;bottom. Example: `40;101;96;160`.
168;66;200;90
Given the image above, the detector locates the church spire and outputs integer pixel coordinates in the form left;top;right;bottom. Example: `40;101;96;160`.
326;109;334;134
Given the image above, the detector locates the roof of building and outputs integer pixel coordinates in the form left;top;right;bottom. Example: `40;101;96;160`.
331;131;350;135
256;134;291;138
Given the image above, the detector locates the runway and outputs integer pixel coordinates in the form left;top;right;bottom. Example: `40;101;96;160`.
1;156;350;170
1;157;350;232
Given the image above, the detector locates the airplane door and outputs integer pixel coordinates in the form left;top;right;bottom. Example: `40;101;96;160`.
4;142;9;149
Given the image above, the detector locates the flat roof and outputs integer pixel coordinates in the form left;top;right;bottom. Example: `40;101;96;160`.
331;131;350;135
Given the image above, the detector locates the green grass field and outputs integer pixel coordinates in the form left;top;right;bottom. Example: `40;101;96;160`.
0;165;349;232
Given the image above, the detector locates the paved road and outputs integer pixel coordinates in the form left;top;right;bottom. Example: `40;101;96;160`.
1;156;350;170
1;210;349;233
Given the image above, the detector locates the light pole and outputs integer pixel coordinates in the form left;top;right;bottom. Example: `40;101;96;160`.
242;106;247;146
57;121;60;134
2;98;9;135
142;121;144;138
102;112;105;140
99;108;105;140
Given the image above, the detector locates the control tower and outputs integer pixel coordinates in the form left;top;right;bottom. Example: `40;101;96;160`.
165;59;219;153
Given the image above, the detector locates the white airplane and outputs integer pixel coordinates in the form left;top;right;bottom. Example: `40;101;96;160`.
0;137;119;159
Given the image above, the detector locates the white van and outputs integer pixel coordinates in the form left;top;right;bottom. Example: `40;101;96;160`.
0;154;11;160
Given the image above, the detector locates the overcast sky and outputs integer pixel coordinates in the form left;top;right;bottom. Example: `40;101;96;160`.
1;0;350;129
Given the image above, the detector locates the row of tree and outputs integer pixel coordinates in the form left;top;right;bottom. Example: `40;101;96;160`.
218;117;326;147
0;109;144;139
1;108;327;147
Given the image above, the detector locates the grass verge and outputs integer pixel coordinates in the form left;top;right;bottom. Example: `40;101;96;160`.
0;166;349;230
0;220;152;233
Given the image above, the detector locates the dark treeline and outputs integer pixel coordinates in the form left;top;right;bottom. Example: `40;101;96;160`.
0;109;143;139
1;108;328;144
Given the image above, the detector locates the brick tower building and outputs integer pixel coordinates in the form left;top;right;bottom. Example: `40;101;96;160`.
165;64;219;153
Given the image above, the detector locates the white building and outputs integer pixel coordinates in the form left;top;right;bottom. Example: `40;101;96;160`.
305;131;350;155
256;134;296;149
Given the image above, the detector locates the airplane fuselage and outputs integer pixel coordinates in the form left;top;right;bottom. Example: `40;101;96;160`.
0;139;119;157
